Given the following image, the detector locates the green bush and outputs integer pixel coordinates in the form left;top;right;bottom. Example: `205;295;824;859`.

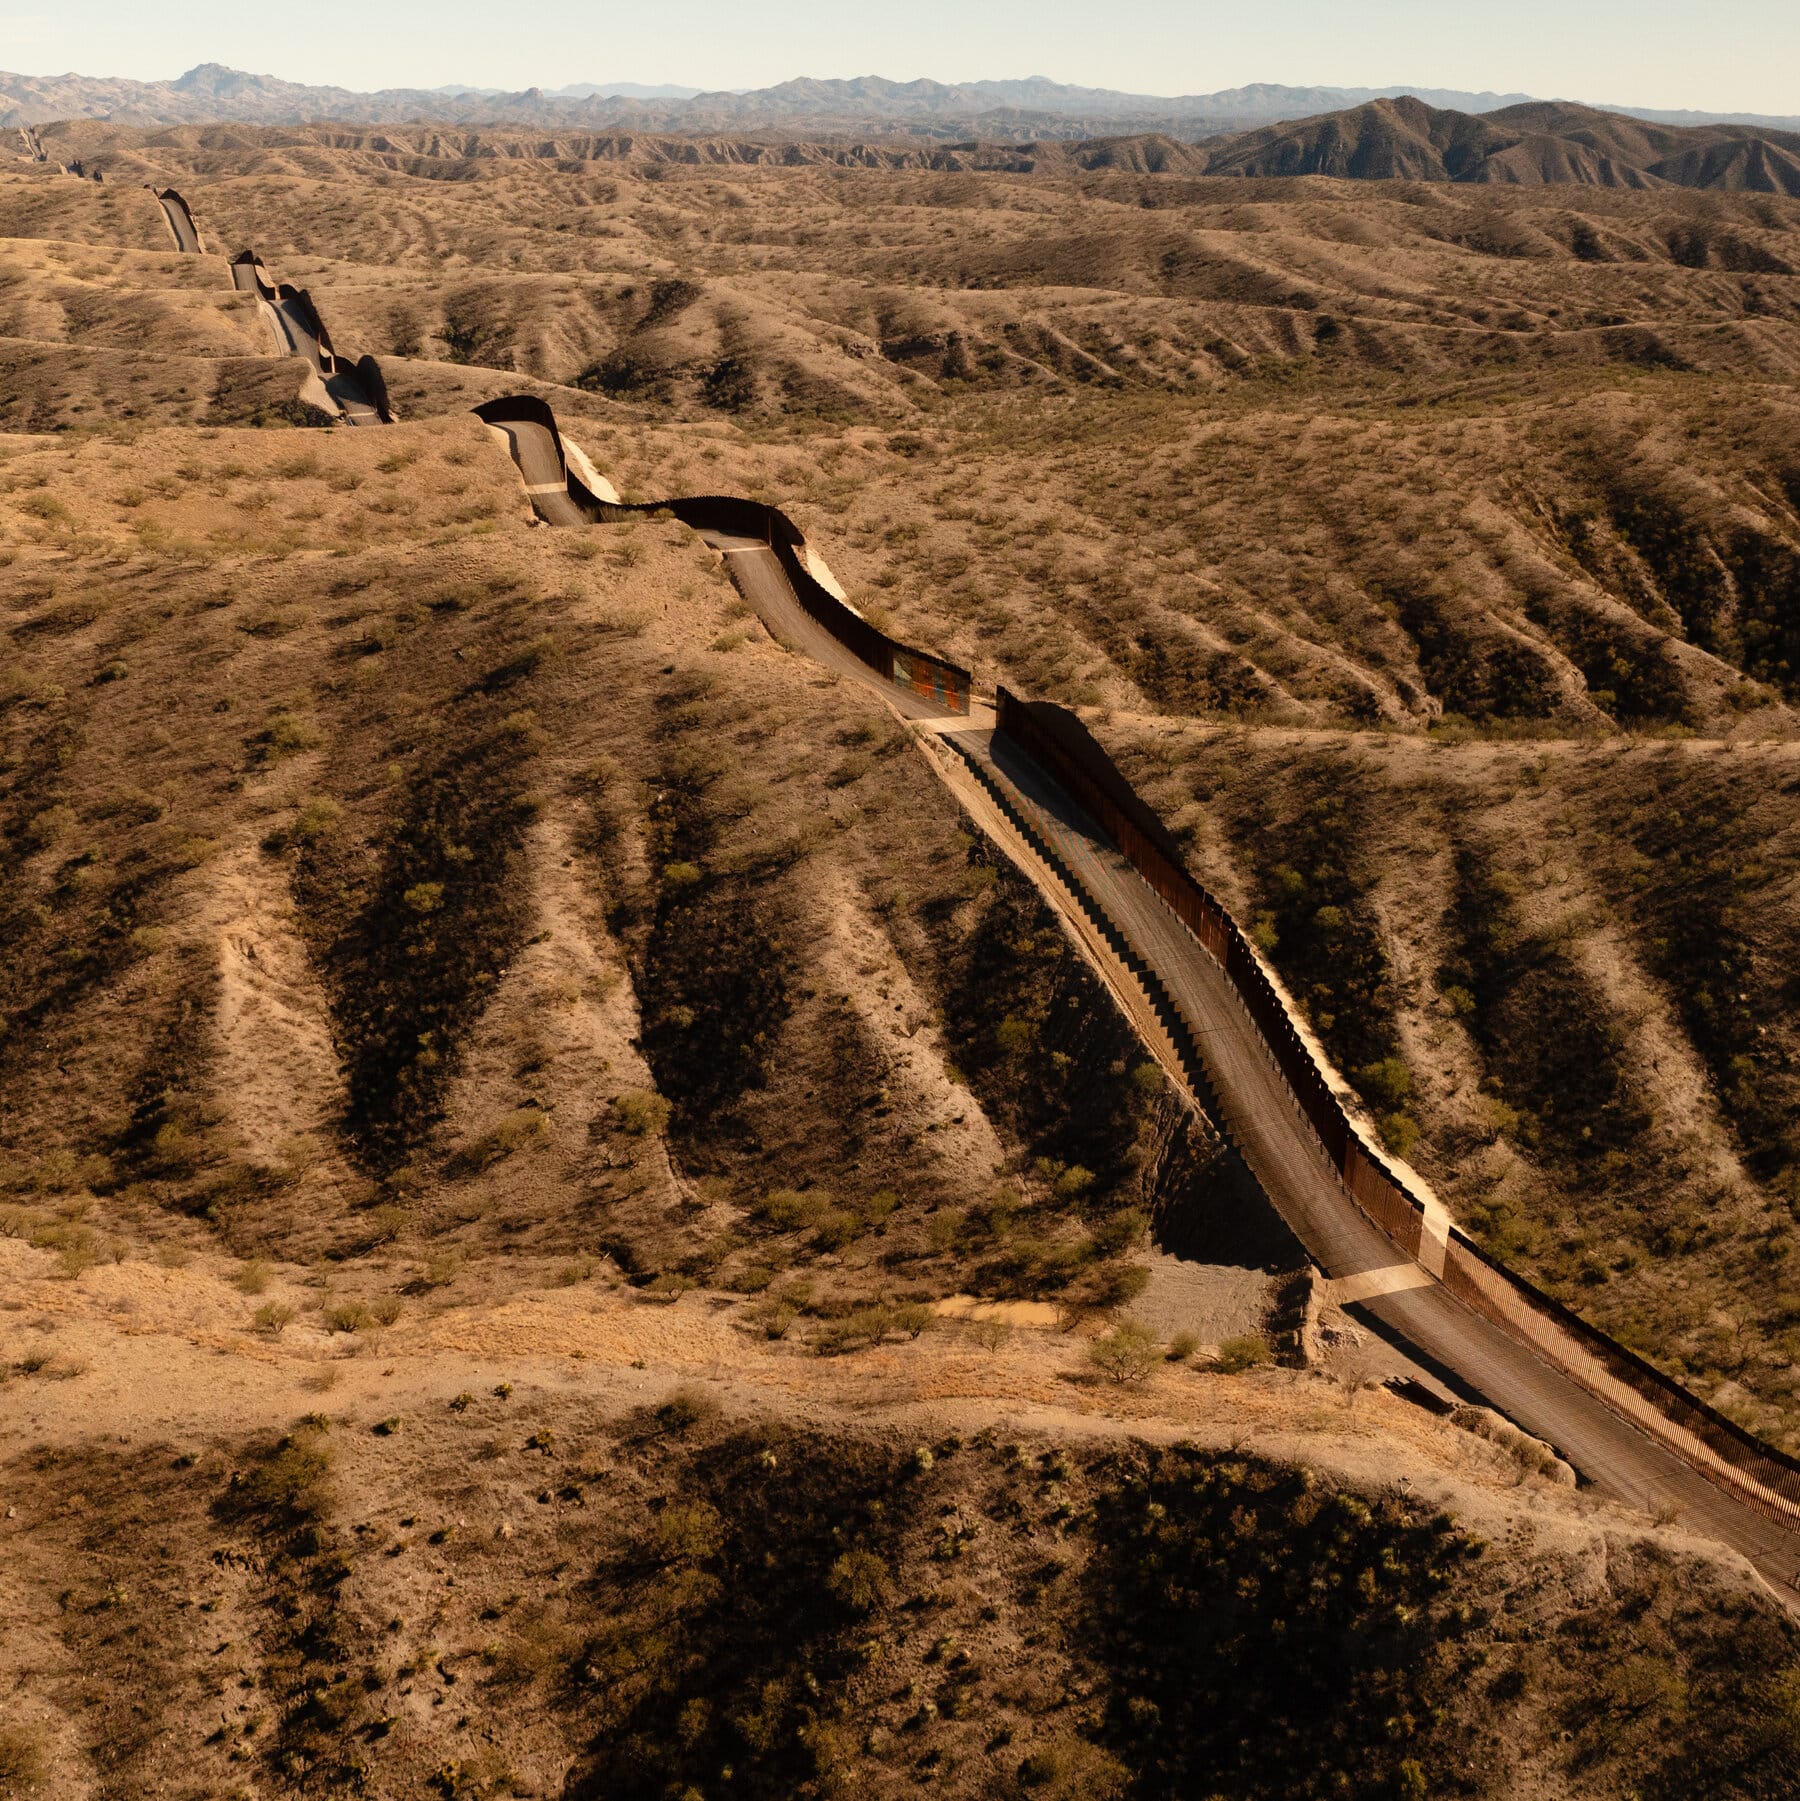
1089;1319;1161;1384
233;1257;272;1295
472;1108;549;1164
1214;1333;1271;1374
236;1422;333;1521
1016;1734;1129;1799
1356;1057;1412;1111
826;1548;888;1614
614;1091;672;1137
292;795;343;842
813;1307;896;1355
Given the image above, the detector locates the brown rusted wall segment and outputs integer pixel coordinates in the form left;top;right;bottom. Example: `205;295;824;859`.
994;683;1800;1527
642;493;972;713
472;394;971;711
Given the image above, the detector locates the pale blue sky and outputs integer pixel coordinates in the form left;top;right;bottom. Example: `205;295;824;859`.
1;0;1794;115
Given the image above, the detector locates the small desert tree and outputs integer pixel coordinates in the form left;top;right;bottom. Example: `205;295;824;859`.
1089;1318;1161;1384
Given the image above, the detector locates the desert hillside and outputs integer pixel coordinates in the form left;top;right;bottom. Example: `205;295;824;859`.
3;125;1800;1799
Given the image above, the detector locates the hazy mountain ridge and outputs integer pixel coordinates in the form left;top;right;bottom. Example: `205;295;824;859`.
3;63;1796;140
1195;96;1800;193
36;97;1800;195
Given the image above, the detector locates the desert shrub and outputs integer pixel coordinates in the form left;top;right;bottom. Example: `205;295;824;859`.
812;1306;895;1355
892;1301;935;1339
826;1548;888;1614
1089;1206;1145;1257
292;795;343;842
234;1258;272;1295
656;1387;719;1433
22;803;74;850
1214;1333;1271;1374
35;1224;99;1278
323;1302;374;1334
422;1249;463;1289
228;1421;334;1524
1016;1734;1129;1799
469;1108;549;1165
1089;1319;1161;1384
255;710;319;762
253;1301;296;1336
810;1206;860;1251
973;1317;1013;1352
755;1298;798;1339
613;1090;672;1137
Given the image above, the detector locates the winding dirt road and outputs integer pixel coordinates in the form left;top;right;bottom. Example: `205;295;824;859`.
481;394;1800;1605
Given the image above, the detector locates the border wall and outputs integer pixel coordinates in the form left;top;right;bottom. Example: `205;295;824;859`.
474;393;971;713
151;187;201;253
230;251;392;423
995;685;1800;1528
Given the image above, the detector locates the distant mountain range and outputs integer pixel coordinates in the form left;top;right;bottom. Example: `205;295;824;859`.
1098;97;1800;193
2;65;1797;142
426;81;704;101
